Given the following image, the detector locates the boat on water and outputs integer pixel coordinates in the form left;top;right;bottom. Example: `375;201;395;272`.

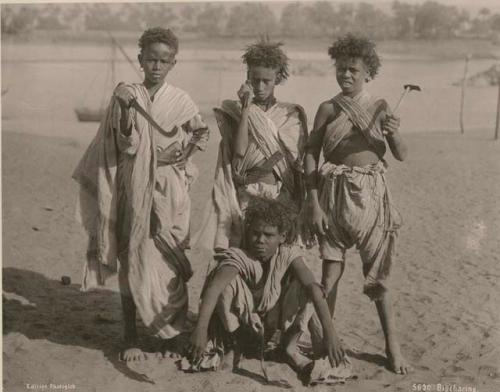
74;33;140;123
74;106;107;122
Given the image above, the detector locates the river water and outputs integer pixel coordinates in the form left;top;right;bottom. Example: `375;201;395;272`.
2;43;498;135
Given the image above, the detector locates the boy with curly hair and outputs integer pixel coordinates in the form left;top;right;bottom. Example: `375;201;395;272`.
73;27;209;361
187;197;344;378
197;38;308;250
304;34;411;374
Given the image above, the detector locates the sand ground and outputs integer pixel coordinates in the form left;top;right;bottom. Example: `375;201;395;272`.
2;117;500;392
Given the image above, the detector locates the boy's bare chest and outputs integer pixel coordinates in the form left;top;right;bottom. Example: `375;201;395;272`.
329;131;382;166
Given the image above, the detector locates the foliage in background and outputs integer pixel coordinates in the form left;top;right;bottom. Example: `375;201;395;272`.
1;1;500;42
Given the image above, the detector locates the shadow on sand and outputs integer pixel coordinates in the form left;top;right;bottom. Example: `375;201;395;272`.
2;267;158;384
347;348;388;369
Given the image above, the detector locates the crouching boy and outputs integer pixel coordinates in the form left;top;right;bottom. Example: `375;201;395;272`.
186;197;344;377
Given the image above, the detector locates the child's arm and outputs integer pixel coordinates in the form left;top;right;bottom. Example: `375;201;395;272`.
304;102;333;236
188;265;239;363
382;112;408;161
290;256;345;367
112;83;141;155
232;82;254;158
172;115;210;169
113;83;136;137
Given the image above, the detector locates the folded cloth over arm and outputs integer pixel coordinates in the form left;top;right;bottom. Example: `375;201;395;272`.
73;82;206;339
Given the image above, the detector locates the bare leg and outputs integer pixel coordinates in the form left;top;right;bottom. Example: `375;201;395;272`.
374;292;412;374
221;329;242;371
119;269;146;362
282;324;312;370
307;260;344;359
322;260;345;317
361;264;411;374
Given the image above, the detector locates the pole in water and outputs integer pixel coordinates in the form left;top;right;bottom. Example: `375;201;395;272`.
111;36;116;88
460;54;471;135
495;65;500;140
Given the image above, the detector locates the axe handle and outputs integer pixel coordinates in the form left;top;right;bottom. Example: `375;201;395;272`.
392;87;410;115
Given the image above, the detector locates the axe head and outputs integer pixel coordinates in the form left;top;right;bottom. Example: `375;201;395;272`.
404;84;422;92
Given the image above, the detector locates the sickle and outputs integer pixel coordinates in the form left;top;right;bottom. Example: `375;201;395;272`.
130;98;179;138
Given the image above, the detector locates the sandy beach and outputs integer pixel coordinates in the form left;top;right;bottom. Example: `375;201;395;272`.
2;111;500;391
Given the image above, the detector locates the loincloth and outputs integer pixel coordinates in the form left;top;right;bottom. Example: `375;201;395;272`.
318;161;401;299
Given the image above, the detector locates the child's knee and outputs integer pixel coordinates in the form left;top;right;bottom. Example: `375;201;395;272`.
322;259;344;286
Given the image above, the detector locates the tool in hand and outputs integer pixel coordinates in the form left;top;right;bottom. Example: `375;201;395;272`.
130;98;178;138
392;84;421;115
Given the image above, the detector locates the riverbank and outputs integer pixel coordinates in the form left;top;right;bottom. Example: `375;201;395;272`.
3;31;500;61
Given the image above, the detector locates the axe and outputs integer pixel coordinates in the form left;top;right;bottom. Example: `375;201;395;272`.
392;84;421;115
130;98;178;138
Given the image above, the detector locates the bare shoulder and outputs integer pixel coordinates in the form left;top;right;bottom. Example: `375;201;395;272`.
318;100;335;113
290;255;316;286
319;99;338;118
313;100;338;127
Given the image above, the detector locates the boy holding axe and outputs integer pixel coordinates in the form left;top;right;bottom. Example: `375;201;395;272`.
304;34;414;374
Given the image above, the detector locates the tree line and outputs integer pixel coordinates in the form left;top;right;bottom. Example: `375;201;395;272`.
2;1;500;41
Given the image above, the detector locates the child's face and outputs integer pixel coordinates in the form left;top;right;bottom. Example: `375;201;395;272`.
246;219;286;262
335;57;370;97
138;42;176;86
247;66;279;103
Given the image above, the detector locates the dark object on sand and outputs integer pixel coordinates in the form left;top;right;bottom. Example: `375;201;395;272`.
94;314;118;325
61;276;71;285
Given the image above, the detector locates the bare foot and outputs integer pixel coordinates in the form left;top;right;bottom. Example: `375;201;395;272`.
120;329;146;362
221;349;241;371
285;337;313;373
386;343;412;374
121;347;148;362
160;349;181;359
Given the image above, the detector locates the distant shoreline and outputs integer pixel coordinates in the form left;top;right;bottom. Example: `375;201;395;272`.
2;31;500;61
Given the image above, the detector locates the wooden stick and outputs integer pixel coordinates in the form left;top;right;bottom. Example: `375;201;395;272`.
106;31;142;80
392;87;409;116
460;54;471;135
495;68;500;140
110;37;116;88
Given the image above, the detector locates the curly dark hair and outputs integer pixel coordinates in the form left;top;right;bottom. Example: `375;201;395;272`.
328;34;381;79
138;27;179;55
242;38;289;83
244;196;296;243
